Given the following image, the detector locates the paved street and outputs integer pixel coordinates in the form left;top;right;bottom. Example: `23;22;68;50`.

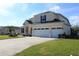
0;37;55;56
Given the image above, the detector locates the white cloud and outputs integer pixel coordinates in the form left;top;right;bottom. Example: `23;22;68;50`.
0;3;16;16
0;3;15;9
69;16;79;26
0;3;29;26
0;9;11;16
48;5;61;12
30;4;61;17
28;4;61;18
69;16;79;19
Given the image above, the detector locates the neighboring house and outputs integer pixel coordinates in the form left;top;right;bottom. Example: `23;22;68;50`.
0;27;9;35
0;26;21;35
12;27;21;35
21;11;71;38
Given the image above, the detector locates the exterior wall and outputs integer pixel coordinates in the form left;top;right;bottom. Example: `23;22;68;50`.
21;26;27;35
63;25;71;35
32;22;64;30
23;22;71;36
22;24;32;35
31;12;59;23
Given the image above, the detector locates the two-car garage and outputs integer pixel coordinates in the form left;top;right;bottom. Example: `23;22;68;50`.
32;27;64;38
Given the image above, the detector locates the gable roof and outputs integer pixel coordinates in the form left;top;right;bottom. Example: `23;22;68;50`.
23;11;70;26
56;13;71;25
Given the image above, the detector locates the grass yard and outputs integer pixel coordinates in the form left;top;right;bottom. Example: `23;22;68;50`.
0;35;19;40
16;39;79;56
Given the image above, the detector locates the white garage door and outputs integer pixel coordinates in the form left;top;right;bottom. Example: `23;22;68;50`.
51;29;64;38
32;28;64;38
32;28;50;37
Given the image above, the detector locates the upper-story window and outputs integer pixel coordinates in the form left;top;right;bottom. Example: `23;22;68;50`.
40;15;46;23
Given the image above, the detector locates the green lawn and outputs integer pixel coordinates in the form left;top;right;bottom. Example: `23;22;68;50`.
16;39;79;56
0;35;19;40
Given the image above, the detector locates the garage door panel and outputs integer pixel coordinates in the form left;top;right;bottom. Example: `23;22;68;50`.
32;30;50;37
51;29;63;38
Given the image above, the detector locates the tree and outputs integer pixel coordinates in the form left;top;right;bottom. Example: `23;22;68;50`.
71;25;79;33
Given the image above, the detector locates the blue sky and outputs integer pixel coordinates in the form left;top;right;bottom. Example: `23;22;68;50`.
0;3;79;26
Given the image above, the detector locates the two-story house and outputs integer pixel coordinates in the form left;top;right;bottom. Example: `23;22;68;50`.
21;11;71;38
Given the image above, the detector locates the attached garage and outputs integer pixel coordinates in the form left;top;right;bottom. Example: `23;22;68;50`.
32;27;64;38
51;28;64;38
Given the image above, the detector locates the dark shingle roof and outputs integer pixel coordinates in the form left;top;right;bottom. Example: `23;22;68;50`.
23;11;70;25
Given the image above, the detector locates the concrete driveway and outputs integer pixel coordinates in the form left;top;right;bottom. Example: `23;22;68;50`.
0;37;55;56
